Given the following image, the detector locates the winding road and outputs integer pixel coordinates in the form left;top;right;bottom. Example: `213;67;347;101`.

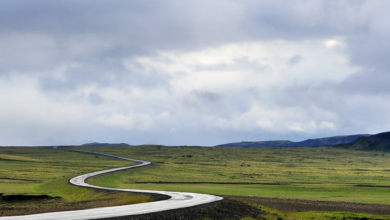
1;149;223;220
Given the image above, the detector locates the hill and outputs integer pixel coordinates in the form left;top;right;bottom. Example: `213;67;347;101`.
81;142;131;147
216;134;370;147
342;131;390;151
217;140;293;148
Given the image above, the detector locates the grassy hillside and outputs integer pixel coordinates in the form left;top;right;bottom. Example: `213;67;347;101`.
342;131;390;151
217;134;369;147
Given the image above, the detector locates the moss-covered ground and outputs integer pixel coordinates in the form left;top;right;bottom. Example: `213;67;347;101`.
78;145;390;204
0;147;157;216
3;145;390;219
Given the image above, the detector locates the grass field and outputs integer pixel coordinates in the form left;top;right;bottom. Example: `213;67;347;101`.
0;147;157;216
2;145;390;219
78;145;390;185
72;145;390;205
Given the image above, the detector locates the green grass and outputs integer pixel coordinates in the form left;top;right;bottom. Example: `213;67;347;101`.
0;147;133;195
0;147;154;216
88;181;390;205
4;145;390;219
79;145;390;185
77;145;390;204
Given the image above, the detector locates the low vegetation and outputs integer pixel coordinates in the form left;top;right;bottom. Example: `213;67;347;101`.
0;147;160;216
3;145;390;219
78;145;390;204
82;145;390;219
341;131;390;151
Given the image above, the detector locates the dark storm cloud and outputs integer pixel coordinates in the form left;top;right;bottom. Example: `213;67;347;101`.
0;0;375;78
0;0;247;53
242;0;368;40
0;0;368;59
0;1;163;35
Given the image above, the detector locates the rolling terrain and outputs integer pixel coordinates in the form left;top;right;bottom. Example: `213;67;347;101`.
216;134;370;147
1;149;222;220
3;142;390;219
82;142;131;147
340;131;390;151
0;147;161;217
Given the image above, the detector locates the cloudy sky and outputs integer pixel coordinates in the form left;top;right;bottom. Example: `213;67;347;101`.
0;0;389;146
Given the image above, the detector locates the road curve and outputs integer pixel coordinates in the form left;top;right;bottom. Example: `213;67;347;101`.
0;149;223;220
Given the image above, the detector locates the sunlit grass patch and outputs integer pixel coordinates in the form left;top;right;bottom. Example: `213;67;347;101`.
0;154;45;162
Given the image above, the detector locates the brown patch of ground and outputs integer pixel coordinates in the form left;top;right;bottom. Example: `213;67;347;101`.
1;194;60;202
228;195;390;215
100;199;265;220
0;190;168;217
0;178;41;183
3;194;390;219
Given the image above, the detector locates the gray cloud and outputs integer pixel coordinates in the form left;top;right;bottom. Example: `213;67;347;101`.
338;71;390;95
195;56;267;72
1;0;390;146
193;90;221;103
288;55;303;66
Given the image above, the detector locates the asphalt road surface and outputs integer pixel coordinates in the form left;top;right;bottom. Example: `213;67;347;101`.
0;149;223;220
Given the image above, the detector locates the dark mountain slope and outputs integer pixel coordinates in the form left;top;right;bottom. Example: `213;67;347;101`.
216;134;370;147
82;142;130;147
343;131;390;151
217;140;293;148
288;134;370;147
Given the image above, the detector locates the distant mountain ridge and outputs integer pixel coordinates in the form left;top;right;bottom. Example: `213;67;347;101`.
216;134;370;147
341;131;390;151
82;142;131;147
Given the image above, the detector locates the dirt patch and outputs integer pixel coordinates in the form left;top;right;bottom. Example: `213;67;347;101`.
99;199;265;220
0;190;168;217
229;195;390;215
1;194;60;202
0;178;41;183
